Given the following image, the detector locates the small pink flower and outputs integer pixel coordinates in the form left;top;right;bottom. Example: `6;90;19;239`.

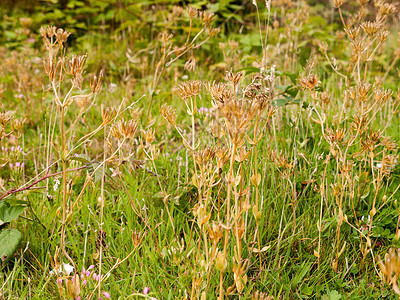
143;287;150;295
77;296;81;300
56;278;63;285
86;270;91;277
103;291;111;299
88;265;95;270
83;279;87;286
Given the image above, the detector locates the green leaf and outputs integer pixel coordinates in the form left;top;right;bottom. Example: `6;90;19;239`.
0;202;25;225
236;67;260;76
0;229;22;263
322;290;342;300
70;154;91;164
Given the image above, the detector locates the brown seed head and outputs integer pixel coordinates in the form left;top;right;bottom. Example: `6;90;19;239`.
177;80;201;100
63;54;87;77
209;27;221;38
374;88;392;103
90;70;103;93
46;25;57;38
357;81;371;102
381;136;397;151
299;74;318;90
356;0;369;6
318;41;328;54
186;6;198;18
101;104;117;125
207;222;223;245
142;128;156;145
361;21;380;37
226;69;244;87
319;91;332;106
352;115;367;132
160;31;173;44
344;27;361;40
333;0;344;8
194;146;216;168
200;11;215;26
19;17;32;28
12;118;26;138
116;118;138;139
0;111;14;126
130;108;143;122
56;28;71;44
43;58;62;82
378;3;397;16
205;81;234;108
377;30;390;42
216;146;230;169
184;57;196;72
160;103;176;126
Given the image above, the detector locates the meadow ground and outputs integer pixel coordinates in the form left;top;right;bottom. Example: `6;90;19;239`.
1;0;400;299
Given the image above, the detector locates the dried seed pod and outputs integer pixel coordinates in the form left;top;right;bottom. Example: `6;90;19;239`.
160;103;176;126
176;80;201;100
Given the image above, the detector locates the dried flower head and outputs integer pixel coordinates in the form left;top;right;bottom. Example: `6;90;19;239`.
333;0;344;8
205;81;234;108
177;80;201;100
184;56;196;72
142;128;155;145
43;58;62;82
381;136;397;151
299;74;318;90
200;11;215;26
0;111;14;126
344;27;361;40
130;108;143;122
319;91;332;106
160;31;174;44
112;118;138;139
56;28;71;44
361;21;380;37
374;88;392;103
160;103;177;126
209;27;221;38
186;6;198;19
318;41;328;54
19;17;32;28
101;104;117;125
194;146;216;168
89;70;103;93
63;54;87;77
226;69;244;87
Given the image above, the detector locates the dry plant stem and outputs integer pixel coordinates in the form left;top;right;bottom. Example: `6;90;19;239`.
337;6;347;30
98;127;107;298
219;141;237;299
59;105;75;270
0;166;86;201
253;113;262;270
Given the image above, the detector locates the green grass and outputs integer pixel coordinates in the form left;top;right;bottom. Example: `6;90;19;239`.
1;1;400;299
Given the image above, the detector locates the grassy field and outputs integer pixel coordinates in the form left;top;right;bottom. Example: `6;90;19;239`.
1;0;400;299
